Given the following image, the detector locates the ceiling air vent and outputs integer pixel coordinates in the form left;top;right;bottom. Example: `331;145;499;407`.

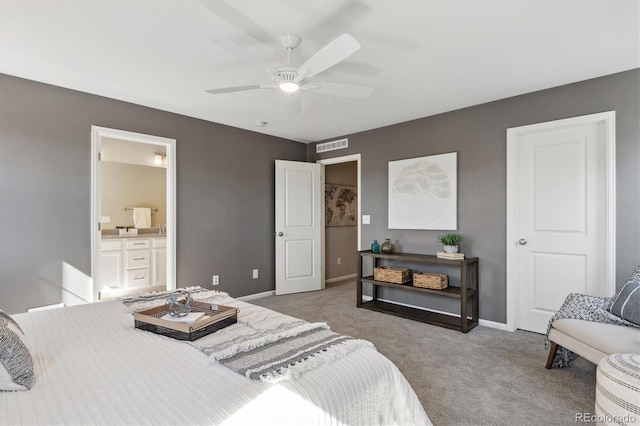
316;138;348;153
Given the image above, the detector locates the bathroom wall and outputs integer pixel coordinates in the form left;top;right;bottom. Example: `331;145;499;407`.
100;161;167;229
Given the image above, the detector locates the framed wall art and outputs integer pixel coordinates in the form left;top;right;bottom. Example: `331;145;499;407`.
325;183;357;227
388;152;457;230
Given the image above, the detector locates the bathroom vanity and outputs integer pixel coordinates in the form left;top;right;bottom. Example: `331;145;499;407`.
99;234;166;296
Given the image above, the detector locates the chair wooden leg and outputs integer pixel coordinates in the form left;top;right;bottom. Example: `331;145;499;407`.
545;342;559;369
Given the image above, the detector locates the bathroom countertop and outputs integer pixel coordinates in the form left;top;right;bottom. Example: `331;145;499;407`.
101;233;167;240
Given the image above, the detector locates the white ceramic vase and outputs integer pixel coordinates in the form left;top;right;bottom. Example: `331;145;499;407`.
443;245;459;253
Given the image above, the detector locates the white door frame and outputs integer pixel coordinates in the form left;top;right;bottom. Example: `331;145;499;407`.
317;154;362;253
505;111;616;332
90;126;177;302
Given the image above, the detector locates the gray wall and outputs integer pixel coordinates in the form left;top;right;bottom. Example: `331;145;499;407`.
309;69;640;324
0;73;306;314
325;162;358;280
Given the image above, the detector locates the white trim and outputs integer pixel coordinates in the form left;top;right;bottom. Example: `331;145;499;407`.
505;111;616;332
478;319;509;331
236;290;275;301
91;126;177;303
325;273;357;284
317;153;362;251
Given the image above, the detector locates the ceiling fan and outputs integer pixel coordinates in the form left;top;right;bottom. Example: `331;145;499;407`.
206;33;374;110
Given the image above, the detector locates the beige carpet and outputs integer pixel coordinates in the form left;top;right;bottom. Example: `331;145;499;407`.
252;279;596;426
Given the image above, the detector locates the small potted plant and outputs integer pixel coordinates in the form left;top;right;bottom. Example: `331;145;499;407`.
439;233;461;253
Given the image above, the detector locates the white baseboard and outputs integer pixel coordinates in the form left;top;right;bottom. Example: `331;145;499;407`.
361;295;508;330
236;290;275;301
478;319;509;331
325;273;357;284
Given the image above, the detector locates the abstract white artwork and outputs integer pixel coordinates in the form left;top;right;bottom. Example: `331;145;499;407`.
388;152;457;230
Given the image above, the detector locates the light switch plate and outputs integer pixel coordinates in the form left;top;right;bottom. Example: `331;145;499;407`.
100;216;111;223
362;215;371;224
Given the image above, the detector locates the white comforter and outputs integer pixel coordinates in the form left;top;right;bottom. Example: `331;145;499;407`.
1;297;430;425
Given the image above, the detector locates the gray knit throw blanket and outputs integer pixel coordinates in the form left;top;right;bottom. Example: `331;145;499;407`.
546;293;638;368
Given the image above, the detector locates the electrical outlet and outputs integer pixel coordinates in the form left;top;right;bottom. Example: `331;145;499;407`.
212;275;219;285
337;257;342;265
252;269;259;279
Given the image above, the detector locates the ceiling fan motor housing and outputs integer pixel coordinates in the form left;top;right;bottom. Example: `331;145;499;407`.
278;70;298;83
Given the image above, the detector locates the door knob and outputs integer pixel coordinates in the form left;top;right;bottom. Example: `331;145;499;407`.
518;238;527;245
275;232;284;237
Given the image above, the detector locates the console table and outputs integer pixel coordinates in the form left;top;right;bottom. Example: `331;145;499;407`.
358;251;479;333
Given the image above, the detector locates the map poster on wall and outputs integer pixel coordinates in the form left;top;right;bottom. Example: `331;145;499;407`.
325;184;357;227
388;152;457;230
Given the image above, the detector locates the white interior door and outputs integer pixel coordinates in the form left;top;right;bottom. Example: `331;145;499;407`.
275;160;323;295
507;112;615;333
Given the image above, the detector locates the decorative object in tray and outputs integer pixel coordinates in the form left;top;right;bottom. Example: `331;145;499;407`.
413;272;448;289
373;265;411;284
133;291;238;341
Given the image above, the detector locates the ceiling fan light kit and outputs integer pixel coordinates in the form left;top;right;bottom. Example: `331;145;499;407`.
207;33;374;104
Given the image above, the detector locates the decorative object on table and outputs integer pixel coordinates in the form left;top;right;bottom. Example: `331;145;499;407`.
134;300;238;341
116;225;138;235
373;266;411;284
371;239;380;253
166;290;193;317
439;233;461;253
413;272;448;289
380;238;394;253
437;251;465;260
325;183;357;226
388;152;457;230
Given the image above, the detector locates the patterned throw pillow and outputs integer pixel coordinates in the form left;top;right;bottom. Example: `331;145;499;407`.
608;266;640;326
0;310;34;391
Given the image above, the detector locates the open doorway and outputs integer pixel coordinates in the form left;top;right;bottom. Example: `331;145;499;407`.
318;154;361;285
90;126;176;302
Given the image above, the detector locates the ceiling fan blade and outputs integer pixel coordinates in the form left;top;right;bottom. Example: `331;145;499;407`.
283;93;302;114
298;33;361;79
206;85;264;94
208;36;278;78
301;82;373;99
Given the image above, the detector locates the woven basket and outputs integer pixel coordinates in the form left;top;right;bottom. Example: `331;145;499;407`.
374;266;411;284
413;272;448;289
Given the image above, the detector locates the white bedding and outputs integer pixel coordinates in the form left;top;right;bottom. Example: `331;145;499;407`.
0;296;430;425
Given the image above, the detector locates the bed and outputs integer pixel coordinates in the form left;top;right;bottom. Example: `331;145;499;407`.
0;289;430;425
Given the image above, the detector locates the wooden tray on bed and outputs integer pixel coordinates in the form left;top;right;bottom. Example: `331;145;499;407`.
133;300;238;341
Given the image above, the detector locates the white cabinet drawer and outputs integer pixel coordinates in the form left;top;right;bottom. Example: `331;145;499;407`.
101;240;123;251
126;268;150;287
126;239;150;250
152;238;167;248
126;249;150;269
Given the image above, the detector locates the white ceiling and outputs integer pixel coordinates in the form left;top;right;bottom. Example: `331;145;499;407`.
1;1;638;143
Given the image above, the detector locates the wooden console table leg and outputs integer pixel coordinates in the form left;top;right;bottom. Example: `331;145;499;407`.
460;264;468;333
